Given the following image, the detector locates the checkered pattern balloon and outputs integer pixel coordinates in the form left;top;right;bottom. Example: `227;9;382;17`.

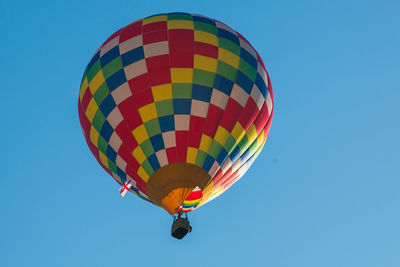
78;13;274;214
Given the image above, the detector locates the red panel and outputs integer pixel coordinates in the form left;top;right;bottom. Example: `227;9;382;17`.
118;143;140;170
169;52;193;68
81;88;92;111
166;147;177;163
143;30;168;44
128;73;150;93
219;99;242;132
194;42;218;59
169;29;194;42
189;116;204;132
203;104;224;137
253;103;269;133
115;123;138;148
78;102;91;139
148;69;171;87
238;98;259;131
133;88;154;107
146;54;170;72
117;97;142;129
142;22;167;33
175;131;188;162
188;131;202;148
119;20;143;43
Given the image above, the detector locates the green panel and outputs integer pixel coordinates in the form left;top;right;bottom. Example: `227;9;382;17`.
144;118;161;137
208;140;223;159
194;22;218;35
238;135;249;153
97;136;108;154
219;38;240;56
155;100;174;116
167;13;193;21
172;83;192;99
216;61;237;82
195;150;208;167
87;60;101;82
224;135;237;154
238;59;257;82
93;82;110;105
142;159;155;176
92;110;106;132
108;160;117;174
102;57;123;79
193;69;216;87
140;139;155;157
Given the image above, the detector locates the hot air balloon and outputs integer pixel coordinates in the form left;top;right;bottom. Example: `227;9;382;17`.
78;12;273;239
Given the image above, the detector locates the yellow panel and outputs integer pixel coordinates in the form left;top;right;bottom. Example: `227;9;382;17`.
137;166;150;182
138;103;157;122
99;151;109;168
194;54;218;73
194;30;218;46
256;129;265;147
89;125;99;147
151;84;172;101
231;122;245;141
186;147;198;164
218;48;239;68
88;71;105;94
142;15;167;25
132;125;149;144
79;77;88;101
85;98;99;122
246;124;258;144
132;146;146;164
168;20;194;29
214;126;230;146
171;68;193;83
199;134;212;152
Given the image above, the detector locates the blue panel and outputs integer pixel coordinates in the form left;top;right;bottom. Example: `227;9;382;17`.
192;15;216;26
229;146;241;163
100;46;120;67
173;99;191;114
121;46;144;66
235;71;253;94
106;146;117;162
150;134;164;151
218;28;239;44
106;69;127;91
214;74;233;96
99;94;116;117
216;148;228;165
159;115;175;132
100;121;113;141
117;167;126;179
192;84;212;102
203;154;215;172
147;154;161;170
255;73;267;97
240;48;258;69
87;51;100;71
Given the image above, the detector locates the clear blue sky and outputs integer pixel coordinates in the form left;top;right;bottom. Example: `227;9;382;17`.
1;0;399;266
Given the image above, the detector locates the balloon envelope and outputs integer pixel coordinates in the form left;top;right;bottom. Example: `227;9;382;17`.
78;13;274;214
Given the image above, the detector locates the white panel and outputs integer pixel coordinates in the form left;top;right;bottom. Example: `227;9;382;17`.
119;35;143;54
111;83;132;105
162;131;176;148
124;59;147;80
100;36;120;56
